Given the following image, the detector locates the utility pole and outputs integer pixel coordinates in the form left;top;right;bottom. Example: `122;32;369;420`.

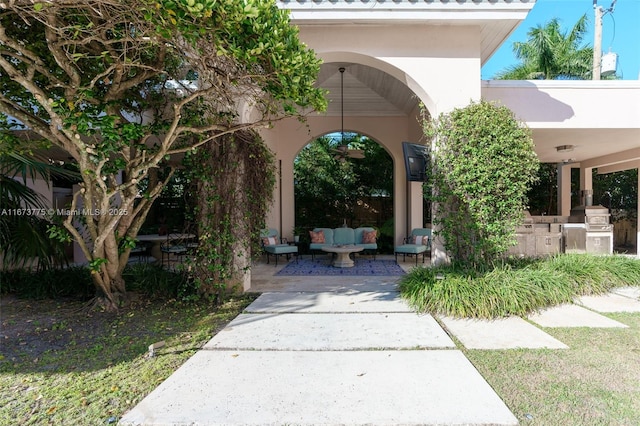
592;1;603;80
593;0;617;80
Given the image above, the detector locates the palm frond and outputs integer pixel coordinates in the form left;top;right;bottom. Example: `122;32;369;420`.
496;15;595;81
0;152;74;269
1;152;79;184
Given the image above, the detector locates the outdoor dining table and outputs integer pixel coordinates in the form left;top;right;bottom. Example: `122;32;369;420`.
136;233;195;261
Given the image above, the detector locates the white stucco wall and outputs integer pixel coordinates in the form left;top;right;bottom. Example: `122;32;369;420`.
482;80;640;129
299;24;482;116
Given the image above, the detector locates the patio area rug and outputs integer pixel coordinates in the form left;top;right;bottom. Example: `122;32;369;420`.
276;258;405;276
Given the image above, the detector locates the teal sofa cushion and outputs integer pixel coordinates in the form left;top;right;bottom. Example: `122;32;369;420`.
333;227;355;245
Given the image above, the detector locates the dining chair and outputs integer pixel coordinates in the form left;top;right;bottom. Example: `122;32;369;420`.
160;233;188;269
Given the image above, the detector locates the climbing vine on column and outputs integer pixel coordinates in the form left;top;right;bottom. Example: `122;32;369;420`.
185;130;275;301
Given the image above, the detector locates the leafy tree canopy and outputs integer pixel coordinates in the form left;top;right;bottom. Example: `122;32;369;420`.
0;0;326;309
595;169;638;218
294;133;393;229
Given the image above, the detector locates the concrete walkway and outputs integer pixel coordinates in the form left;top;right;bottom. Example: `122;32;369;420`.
120;256;640;425
120;290;517;425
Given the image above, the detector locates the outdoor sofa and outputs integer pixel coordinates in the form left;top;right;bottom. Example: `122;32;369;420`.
308;227;378;260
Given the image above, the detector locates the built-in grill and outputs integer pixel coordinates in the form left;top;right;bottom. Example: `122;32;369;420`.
510;190;614;258
564;191;613;254
509;212;562;257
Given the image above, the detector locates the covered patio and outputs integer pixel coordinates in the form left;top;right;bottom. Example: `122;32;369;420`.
255;0;639;269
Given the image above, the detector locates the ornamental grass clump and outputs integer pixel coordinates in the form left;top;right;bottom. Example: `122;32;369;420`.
543;253;640;294
399;254;640;319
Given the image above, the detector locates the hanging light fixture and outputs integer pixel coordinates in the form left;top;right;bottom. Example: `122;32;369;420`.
333;66;364;161
340;66;345;146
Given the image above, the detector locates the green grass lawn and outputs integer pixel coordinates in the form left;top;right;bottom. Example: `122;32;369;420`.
0;294;257;425
399;253;640;424
2;254;639;425
465;312;640;425
3;294;638;425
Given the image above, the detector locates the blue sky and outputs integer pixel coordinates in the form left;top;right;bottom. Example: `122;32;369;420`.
481;0;640;80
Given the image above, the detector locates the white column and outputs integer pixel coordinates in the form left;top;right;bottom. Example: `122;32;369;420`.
407;181;424;233
580;166;594;205
280;157;296;241
557;163;572;216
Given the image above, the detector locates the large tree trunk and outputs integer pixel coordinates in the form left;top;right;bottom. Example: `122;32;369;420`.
65;174;163;312
87;232;131;311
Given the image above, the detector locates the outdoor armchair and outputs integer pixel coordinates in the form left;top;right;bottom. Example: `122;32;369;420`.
394;228;431;266
261;228;298;266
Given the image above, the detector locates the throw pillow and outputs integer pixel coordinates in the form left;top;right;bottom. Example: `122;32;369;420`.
362;230;377;244
309;230;325;244
413;235;429;245
262;236;277;246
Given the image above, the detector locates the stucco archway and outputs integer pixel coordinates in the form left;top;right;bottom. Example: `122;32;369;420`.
260;59;434;246
293;130;395;240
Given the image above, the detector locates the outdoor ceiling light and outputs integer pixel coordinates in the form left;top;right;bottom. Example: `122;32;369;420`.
332;67;364;161
556;145;574;153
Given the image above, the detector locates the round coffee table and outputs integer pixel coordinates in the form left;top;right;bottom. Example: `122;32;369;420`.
321;245;364;268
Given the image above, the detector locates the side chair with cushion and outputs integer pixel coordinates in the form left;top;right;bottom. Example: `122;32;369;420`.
129;241;150;263
394;228;431;266
185;235;199;255
261;228;298;266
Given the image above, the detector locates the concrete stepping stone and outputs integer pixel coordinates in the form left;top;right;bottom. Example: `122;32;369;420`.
245;291;412;313
204;312;455;350
577;293;640;313
612;286;640;300
528;304;628;328
119;350;517;426
440;316;568;349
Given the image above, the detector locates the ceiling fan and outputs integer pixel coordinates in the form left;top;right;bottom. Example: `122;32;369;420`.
333;67;365;162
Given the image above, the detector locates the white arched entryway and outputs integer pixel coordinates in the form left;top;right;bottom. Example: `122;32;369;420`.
261;38;482;263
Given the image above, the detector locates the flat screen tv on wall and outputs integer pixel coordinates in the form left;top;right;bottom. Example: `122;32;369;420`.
402;142;430;182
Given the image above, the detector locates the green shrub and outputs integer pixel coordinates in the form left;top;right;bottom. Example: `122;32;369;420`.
399;254;640;319
1;263;198;301
424;100;539;267
122;263;197;300
0;266;92;299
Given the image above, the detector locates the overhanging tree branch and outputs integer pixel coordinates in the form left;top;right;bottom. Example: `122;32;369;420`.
1;0;326;310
